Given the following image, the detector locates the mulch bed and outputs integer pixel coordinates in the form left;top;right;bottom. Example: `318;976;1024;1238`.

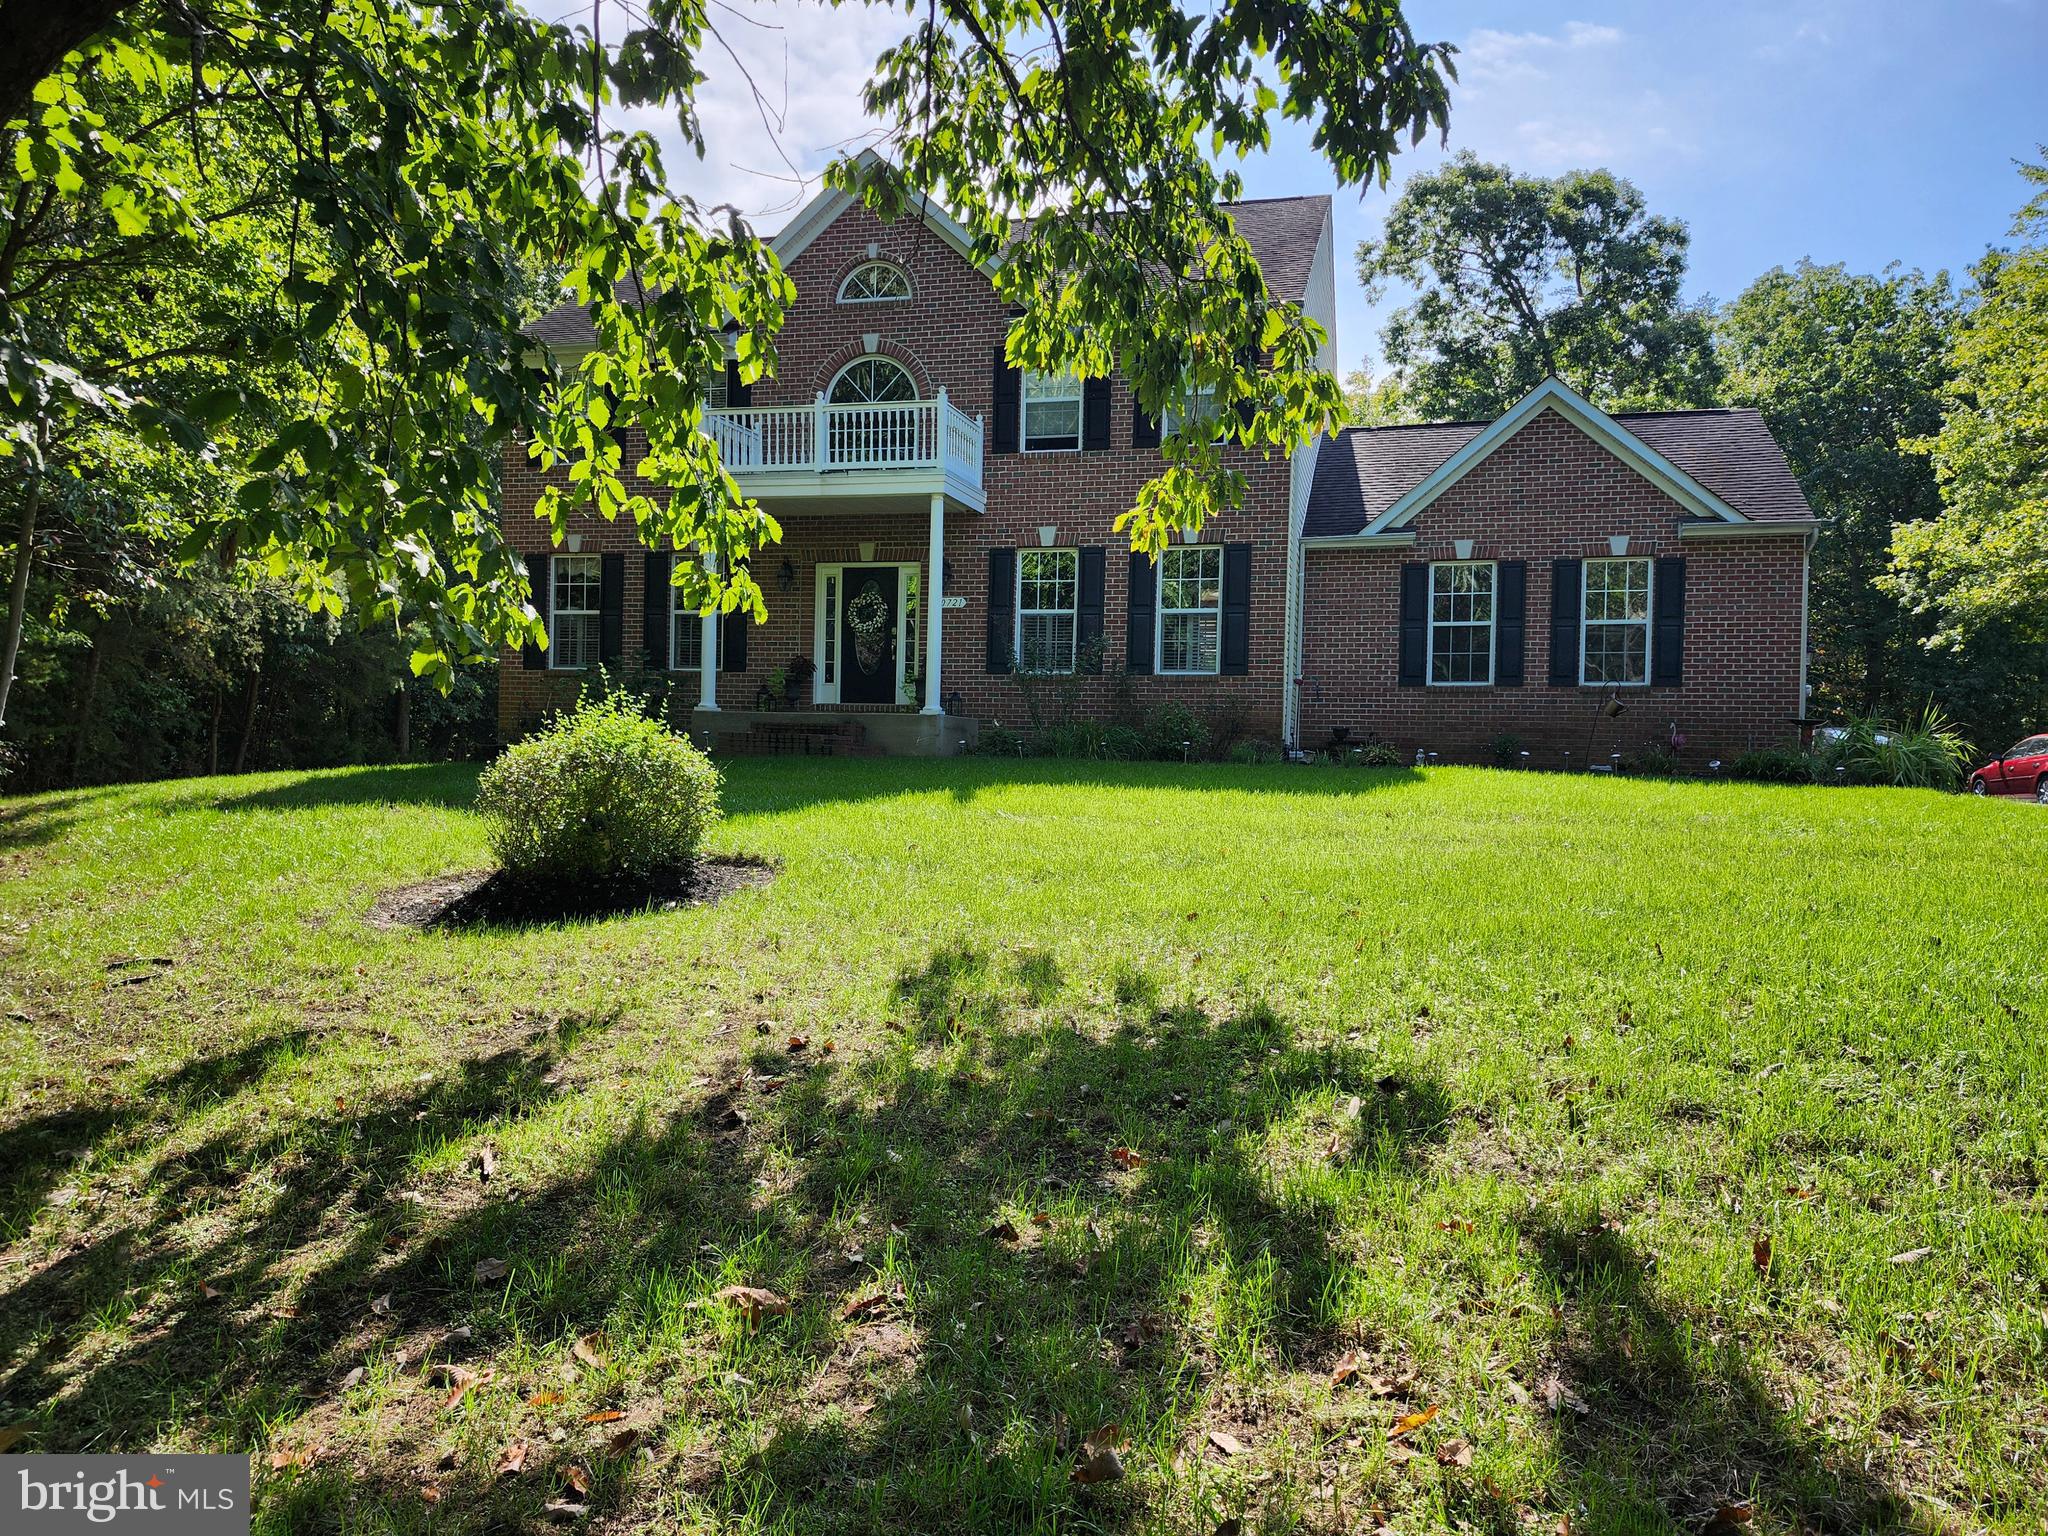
366;856;776;930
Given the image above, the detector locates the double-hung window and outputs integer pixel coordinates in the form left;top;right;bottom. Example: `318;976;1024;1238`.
1581;557;1651;686
1017;549;1078;673
551;554;601;670
1158;545;1223;675
1161;383;1221;438
1428;562;1495;685
1022;369;1083;452
670;584;704;671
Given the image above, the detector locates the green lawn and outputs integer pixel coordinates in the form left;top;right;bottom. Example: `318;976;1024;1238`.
2;759;2044;1534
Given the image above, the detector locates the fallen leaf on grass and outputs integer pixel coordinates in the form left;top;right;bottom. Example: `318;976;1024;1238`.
1888;1246;1933;1266
528;1390;565;1408
1701;1503;1754;1534
1341;1095;1362;1120
571;1333;607;1369
561;1464;590;1496
582;1409;625;1425
840;1291;890;1322
494;1440;528;1477
1752;1235;1772;1277
198;1281;222;1301
604;1428;639;1456
474;1257;512;1283
418;1484;441;1504
1330;1351;1365;1387
1071;1423;1125;1485
1785;1185;1817;1201
1535;1375;1588;1416
1435;1437;1473;1468
544;1500;587;1519
478;1145;497;1182
268;1444;320;1471
340;1366;366;1390
1388;1405;1439;1441
706;1284;789;1324
1207;1430;1245;1457
985;1218;1021;1243
787;1035;809;1052
435;1365;494;1409
1108;1147;1145;1171
1436;1219;1475;1235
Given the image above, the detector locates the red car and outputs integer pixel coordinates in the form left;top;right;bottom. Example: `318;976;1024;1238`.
1971;733;2048;801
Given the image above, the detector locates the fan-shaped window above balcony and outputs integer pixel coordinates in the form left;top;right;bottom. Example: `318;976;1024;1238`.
828;357;917;404
837;261;912;304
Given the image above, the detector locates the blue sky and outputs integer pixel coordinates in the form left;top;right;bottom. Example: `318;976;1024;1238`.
638;0;2046;375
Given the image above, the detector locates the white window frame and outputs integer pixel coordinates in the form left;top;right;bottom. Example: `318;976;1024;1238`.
836;260;912;304
1426;561;1496;687
1580;557;1653;688
1015;547;1080;674
669;582;704;672
1156;544;1223;676
1021;368;1084;453
550;554;601;671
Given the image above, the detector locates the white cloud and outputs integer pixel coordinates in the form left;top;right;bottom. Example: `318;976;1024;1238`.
1460;20;1623;86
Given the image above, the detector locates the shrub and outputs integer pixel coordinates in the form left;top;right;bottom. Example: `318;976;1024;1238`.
476;694;721;883
1490;733;1525;769
1100;724;1149;761
1143;701;1210;760
1728;748;1814;785
1817;707;1975;790
973;724;1028;757
1228;738;1283;766
1360;741;1403;768
1633;744;1680;777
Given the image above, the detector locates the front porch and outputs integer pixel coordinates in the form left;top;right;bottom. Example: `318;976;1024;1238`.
690;706;977;758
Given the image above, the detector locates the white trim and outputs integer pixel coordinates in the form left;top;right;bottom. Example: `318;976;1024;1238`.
1014;546;1081;674
1361;378;1749;534
1020;368;1084;453
810;560;921;705
1676;518;1820;541
826;355;917;405
1156;544;1223;676
669;575;706;673
1798;539;1812;716
1579;556;1654;689
1425;560;1497;688
1300;531;1420;550
548;553;602;671
836;260;913;304
772;150;993;275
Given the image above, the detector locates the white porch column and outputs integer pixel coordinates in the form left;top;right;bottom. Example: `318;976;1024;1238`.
698;551;720;712
922;493;946;715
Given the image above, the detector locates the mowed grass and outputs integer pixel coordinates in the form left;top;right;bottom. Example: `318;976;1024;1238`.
1;758;2044;1535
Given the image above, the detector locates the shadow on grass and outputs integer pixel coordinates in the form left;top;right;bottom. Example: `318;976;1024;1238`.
209;762;481;814
1502;1219;1925;1535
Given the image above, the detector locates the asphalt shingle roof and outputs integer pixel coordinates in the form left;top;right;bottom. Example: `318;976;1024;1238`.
524;195;1331;346
1302;405;1814;538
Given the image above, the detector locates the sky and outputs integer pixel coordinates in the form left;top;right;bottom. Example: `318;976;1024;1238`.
602;0;2046;376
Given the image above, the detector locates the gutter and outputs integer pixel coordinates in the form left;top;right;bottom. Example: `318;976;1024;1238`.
1676;518;1822;541
1299;531;1420;551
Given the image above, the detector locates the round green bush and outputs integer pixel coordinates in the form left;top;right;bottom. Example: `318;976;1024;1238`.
476;695;721;884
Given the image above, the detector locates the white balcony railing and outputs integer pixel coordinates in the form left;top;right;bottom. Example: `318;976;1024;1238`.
704;390;983;491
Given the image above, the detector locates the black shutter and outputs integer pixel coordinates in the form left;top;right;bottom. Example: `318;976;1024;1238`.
644;551;672;669
986;547;1016;672
522;552;551;670
991;347;1021;454
724;357;751;408
1077;548;1105;672
1126;552;1156;674
1221;543;1252;675
1397;562;1427;687
1234;345;1258;435
1653;557;1686;686
1082;378;1112;451
1549;559;1582;686
720;608;748;673
1496;560;1526;687
599;553;624;663
1132;401;1160;449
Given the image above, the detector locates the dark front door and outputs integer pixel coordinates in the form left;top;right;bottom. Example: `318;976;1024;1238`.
838;567;900;704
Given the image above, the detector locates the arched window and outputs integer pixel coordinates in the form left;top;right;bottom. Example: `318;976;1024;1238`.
837;261;912;304
828;356;917;404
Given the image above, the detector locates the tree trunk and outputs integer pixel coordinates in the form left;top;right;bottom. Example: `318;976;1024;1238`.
231;673;262;774
0;1;135;125
68;624;105;783
395;682;410;761
0;450;46;730
208;688;223;776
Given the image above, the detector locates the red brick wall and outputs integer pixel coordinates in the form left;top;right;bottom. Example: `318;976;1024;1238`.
1299;410;1808;767
500;200;1293;740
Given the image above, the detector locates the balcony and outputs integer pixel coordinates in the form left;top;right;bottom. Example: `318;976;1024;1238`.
704;391;986;514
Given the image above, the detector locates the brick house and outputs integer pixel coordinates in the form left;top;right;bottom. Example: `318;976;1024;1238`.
502;174;1816;765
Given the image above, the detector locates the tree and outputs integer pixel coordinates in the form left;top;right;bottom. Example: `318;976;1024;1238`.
1718;261;1958;716
1889;158;2048;667
0;0;1455;742
1357;152;1720;420
1341;367;1417;425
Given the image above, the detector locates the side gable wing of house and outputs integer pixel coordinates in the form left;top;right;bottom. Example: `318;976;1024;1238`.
1361;378;1749;533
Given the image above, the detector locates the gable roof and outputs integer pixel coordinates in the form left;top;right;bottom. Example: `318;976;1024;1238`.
522;177;1333;348
1304;380;1815;539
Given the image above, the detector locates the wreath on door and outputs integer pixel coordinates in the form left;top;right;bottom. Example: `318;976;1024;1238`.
847;582;890;674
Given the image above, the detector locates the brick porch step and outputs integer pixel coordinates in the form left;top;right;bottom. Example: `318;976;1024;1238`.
720;719;883;757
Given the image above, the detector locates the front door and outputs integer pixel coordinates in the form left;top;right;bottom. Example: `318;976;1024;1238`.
838;567;900;704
